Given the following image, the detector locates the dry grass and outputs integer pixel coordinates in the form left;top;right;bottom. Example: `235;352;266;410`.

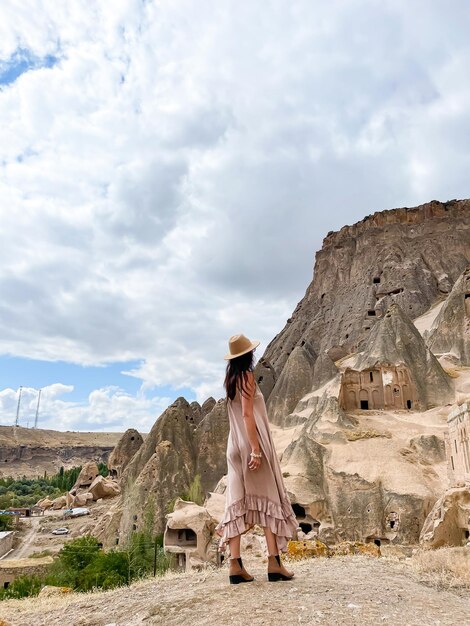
345;429;392;441
412;547;470;589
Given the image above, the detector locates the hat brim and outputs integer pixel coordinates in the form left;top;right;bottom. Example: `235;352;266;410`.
224;340;260;360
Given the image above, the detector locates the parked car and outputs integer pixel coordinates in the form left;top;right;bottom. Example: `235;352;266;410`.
63;507;91;519
52;527;69;535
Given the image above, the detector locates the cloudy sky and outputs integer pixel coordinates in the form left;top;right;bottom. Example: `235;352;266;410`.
0;1;469;432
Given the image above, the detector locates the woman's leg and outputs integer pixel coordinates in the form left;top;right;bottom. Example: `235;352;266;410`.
263;525;278;556
228;534;241;558
263;527;294;578
228;534;254;581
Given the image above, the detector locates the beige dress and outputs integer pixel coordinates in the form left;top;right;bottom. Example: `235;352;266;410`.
215;380;299;554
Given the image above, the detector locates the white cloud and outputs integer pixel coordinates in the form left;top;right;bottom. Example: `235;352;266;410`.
0;1;470;423
0;384;170;432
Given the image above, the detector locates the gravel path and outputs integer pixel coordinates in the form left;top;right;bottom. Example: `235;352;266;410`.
3;556;470;626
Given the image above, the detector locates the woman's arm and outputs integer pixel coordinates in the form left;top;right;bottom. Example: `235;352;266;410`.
241;371;262;470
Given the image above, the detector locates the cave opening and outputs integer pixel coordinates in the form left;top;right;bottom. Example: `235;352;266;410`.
299;522;312;534
292;503;306;518
360;400;369;410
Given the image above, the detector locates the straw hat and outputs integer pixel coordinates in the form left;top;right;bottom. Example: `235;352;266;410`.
224;334;260;360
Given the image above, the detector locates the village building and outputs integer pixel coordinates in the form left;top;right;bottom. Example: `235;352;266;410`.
164;499;220;572
0;531;14;559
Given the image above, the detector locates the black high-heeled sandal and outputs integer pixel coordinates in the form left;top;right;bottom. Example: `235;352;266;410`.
229;556;255;584
267;554;294;581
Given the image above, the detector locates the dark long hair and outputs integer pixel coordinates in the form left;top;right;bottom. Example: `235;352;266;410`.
224;350;255;401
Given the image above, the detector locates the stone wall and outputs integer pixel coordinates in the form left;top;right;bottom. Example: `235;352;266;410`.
0;556;53;588
446;401;470;487
0;531;14;558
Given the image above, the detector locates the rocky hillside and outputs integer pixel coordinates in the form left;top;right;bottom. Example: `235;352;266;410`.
0;425;124;478
260;199;470;423
88;199;470;551
3;554;470;626
93;396;226;547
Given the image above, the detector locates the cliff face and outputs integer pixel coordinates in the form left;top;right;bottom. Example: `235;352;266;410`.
0;426;122;478
263;200;470;382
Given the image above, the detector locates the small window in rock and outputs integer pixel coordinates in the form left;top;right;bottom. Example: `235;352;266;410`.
360;400;369;410
133;514;138;521
407;400;412;409
368;310;376;317
390;520;395;529
3;581;9;589
321;293;325;300
133;524;137;531
465;294;470;299
301;340;305;346
299;522;312;534
373;277;381;284
177;528;197;543
130;436;135;441
369;372;374;382
258;376;264;383
345;334;349;339
465;530;470;539
292;503;306;518
115;537;119;545
374;539;381;547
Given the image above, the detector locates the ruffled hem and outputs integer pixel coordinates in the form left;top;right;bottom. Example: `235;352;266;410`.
214;493;299;554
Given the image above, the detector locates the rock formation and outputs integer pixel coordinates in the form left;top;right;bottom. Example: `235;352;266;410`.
427;266;470;366
267;342;317;426
163;498;219;571
107;429;144;479
420;487;470;548
93;396;229;547
338;304;454;412
88;475;121;499
261;200;470;415
72;461;100;490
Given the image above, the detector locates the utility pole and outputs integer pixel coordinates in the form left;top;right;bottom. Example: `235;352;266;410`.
34;389;42;429
14;386;23;427
153;536;158;576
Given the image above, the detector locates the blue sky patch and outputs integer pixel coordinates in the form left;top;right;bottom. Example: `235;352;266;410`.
0;47;58;86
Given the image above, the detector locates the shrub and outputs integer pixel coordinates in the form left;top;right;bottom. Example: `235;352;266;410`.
0;514;13;531
0;575;42;600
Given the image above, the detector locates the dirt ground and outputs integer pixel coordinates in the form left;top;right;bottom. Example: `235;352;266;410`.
6;500;113;560
3;555;470;626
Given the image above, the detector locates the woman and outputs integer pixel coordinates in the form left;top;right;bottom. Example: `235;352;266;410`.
215;333;299;584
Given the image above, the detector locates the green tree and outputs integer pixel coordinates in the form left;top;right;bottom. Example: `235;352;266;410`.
0;575;42;600
59;536;101;571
